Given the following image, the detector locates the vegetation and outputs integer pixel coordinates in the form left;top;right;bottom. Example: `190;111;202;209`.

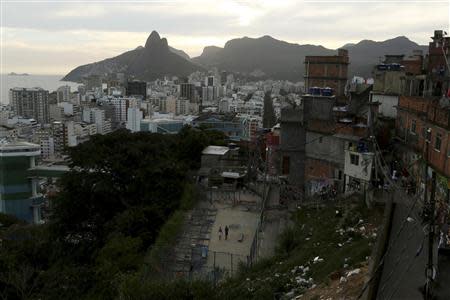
117;198;382;300
263;91;277;128
0;127;225;300
0;126;382;300
211;199;382;299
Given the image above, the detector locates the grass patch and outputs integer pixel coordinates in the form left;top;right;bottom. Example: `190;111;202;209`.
142;183;200;278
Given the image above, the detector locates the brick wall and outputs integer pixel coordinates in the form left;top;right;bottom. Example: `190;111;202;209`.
397;96;450;177
305;157;336;181
398;96;428;113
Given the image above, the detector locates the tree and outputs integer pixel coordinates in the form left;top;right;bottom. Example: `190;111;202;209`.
0;127;227;299
263;91;277;128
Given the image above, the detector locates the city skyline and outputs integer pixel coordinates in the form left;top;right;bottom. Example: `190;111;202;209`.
1;0;449;75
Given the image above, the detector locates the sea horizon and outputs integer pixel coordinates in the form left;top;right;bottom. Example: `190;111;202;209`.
0;74;80;104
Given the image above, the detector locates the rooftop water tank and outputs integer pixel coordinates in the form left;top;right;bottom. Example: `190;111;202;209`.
312;87;321;95
321;87;333;96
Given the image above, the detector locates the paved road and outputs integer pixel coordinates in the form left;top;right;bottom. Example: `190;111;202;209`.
435;253;450;298
376;190;447;299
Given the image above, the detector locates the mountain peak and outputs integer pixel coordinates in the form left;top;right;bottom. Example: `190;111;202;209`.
160;37;168;48
145;31;162;48
261;35;275;40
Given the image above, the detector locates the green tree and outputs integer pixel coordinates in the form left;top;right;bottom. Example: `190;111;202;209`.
263;91;276;128
0;127;227;299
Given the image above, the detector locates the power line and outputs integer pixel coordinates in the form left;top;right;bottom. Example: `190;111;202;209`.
357;140;427;299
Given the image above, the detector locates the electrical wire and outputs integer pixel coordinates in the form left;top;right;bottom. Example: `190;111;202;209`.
357;142;427;299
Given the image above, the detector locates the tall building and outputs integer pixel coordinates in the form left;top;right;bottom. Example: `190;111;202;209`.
205;76;216;87
126;107;143;132
126;80;147;99
52;121;76;155
159;96;177;114
109;98;130;124
49;104;64;121
90;108;110;134
0;141;42;222
176;99;190;115
36;129;55;159
10;88;50;124
180;83;195;102
304;49;349;97
82;107;111;135
56;85;71;103
201;86;218;105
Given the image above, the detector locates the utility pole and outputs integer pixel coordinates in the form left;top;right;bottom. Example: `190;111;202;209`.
425;170;436;300
424;129;430;211
423;127;435;300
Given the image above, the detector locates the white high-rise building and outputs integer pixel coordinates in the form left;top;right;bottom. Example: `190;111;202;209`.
110;98;129;124
56;85;71;103
91;108;111;135
126;107;143;132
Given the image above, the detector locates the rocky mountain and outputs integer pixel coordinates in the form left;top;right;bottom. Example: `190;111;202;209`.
63;31;202;82
192;36;334;81
169;46;190;60
193;35;427;80
64;32;428;83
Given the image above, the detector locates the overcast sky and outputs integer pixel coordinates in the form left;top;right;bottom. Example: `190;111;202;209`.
1;0;449;75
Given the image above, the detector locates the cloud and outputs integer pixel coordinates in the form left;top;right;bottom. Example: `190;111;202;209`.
53;5;107;18
0;0;448;74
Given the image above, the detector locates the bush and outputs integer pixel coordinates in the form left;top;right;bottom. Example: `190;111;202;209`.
0;213;24;227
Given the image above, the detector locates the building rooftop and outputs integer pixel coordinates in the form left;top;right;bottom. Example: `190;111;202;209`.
10;87;47;92
202;145;229;156
0;140;39;149
0;140;40;156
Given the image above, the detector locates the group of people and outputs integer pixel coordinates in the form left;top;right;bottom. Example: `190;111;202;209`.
218;226;229;240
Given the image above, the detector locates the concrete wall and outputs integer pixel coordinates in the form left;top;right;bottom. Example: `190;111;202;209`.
303;96;335;121
344;150;374;182
280;106;306;187
305;132;345;165
373;70;405;95
372;94;398;119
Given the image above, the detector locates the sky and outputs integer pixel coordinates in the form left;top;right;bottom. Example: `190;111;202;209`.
1;0;449;75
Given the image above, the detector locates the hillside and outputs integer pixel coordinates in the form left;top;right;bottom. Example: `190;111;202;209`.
64;32;427;83
342;36;428;77
63;31;203;82
193;35;427;80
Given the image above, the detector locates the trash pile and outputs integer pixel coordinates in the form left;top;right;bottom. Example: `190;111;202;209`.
335;217;378;246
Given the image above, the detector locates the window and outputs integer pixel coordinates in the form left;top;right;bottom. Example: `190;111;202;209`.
435;133;442;151
410;120;416;134
426;128;432;142
350;154;359;166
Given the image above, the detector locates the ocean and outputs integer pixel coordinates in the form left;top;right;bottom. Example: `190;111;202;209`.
0;74;80;104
